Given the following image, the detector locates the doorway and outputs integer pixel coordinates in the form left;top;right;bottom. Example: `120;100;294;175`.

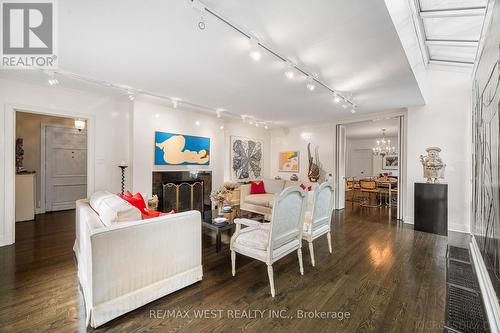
15;111;88;222
336;116;405;222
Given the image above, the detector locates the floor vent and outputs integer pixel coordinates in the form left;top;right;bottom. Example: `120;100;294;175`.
448;245;471;263
448;260;479;291
445;245;489;333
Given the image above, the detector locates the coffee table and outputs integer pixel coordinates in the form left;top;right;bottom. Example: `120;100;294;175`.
202;209;262;253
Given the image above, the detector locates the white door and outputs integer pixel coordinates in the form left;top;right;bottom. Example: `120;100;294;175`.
45;125;87;211
350;149;373;178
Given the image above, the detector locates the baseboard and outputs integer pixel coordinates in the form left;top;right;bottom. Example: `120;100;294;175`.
404;216;470;233
470;236;500;332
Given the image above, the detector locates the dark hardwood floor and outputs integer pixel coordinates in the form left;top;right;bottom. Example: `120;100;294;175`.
0;204;468;332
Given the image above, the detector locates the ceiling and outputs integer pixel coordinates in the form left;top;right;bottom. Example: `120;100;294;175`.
0;0;426;126
345;118;399;139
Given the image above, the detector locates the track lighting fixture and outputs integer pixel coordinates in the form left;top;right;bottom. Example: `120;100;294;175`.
171;98;179;108
47;71;58;86
350;109;356;114
191;0;206;30
306;77;316;91
216;108;224;118
249;37;261;61
333;93;341;103
284;62;295;80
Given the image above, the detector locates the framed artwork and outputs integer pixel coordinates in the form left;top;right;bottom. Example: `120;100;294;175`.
382;154;398;170
231;136;263;181
155;131;210;165
278;151;300;172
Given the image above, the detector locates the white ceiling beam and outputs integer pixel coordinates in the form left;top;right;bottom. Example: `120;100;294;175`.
429;59;474;67
420;8;486;18
426;40;479;47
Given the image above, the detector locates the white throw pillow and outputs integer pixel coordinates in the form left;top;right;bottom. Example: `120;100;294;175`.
89;190;115;211
89;191;141;226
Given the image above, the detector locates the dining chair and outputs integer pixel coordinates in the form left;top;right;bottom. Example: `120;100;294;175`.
230;186;308;297
302;182;335;267
359;179;381;208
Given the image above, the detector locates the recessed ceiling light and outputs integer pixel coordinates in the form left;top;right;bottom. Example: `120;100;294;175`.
350;109;356;114
219;125;224;130
264;125;269;130
195;120;201;126
333;94;341;103
128;94;135;101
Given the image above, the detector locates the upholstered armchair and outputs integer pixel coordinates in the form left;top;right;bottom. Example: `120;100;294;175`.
230;186;308;297
302;182;335;266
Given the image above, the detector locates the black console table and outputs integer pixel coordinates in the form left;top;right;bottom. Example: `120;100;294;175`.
414;182;448;236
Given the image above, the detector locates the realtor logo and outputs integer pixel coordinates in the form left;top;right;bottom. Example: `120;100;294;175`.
1;0;57;68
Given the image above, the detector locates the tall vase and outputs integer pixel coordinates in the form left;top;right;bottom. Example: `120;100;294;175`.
218;202;224;217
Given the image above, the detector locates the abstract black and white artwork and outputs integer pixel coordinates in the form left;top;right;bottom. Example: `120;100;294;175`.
472;42;500;297
231;136;263;181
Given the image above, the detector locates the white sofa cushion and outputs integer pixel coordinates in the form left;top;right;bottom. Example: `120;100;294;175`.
89;191;141;226
244;193;275;207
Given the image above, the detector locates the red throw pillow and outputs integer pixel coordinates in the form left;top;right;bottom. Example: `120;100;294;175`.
132;193;147;212
250;181;266;194
300;184;312;191
141;209;175;220
119;192;147;213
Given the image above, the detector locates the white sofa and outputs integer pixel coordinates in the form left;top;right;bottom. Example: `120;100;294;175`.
240;179;318;216
74;191;203;328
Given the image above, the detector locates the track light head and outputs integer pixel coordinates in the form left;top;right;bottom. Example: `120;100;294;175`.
249;37;261;61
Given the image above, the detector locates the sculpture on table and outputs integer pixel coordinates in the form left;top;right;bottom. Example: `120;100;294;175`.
420;147;446;183
16;138;26;173
307;143;320;182
290;174;298;181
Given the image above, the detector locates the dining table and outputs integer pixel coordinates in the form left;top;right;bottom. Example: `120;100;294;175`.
374;178;397;207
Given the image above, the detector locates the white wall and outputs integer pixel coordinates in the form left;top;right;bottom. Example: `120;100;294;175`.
0;78;130;246
130;98;272;198
270;123;335;181
131;99;225;197
406;69;472;233
346;137;399;177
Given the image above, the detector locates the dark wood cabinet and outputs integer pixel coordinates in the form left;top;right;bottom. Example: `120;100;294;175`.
414;182;448;236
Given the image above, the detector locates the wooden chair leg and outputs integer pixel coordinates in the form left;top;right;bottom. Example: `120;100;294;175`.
231;250;236;276
267;264;275;297
297;248;304;275
327;232;332;254
308;242;315;267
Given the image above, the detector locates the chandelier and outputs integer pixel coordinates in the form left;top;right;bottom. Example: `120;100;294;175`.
372;129;395;156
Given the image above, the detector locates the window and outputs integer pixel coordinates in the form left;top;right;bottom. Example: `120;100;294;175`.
415;0;487;65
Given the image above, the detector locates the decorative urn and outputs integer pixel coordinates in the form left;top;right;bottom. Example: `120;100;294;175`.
419;147;446;183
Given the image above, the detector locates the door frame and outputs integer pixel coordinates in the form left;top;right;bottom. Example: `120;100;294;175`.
334;113;407;222
3;105;95;246
40;123;88;213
